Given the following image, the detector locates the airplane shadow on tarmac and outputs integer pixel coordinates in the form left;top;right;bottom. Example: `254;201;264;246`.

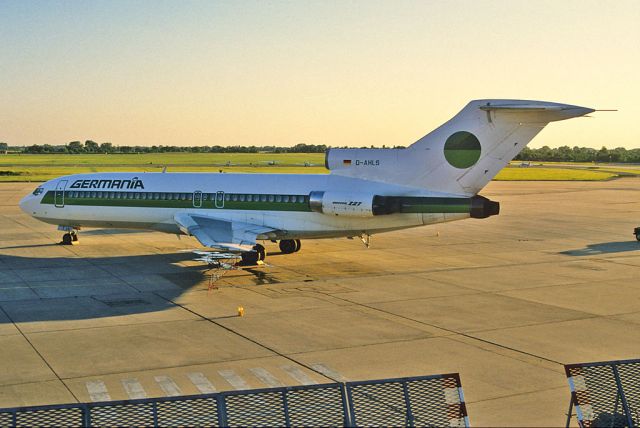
0;250;282;324
560;240;640;256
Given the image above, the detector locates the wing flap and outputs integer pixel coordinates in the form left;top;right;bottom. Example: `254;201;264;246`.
174;213;277;252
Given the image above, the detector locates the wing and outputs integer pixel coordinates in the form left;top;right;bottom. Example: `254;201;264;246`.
174;213;278;252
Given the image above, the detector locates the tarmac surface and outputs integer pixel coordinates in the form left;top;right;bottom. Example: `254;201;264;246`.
1;179;640;426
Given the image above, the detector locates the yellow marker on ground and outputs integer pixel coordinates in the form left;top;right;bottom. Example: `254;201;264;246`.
237;306;244;317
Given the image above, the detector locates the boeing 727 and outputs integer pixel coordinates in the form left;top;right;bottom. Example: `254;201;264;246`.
19;99;594;264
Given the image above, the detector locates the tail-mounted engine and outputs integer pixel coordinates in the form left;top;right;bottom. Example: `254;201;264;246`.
309;191;400;217
308;191;500;219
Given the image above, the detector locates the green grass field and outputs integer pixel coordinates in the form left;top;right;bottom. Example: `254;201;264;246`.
0;153;327;181
0;153;637;182
494;167;617;181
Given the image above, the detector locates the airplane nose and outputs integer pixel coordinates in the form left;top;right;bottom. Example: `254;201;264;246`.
19;194;33;214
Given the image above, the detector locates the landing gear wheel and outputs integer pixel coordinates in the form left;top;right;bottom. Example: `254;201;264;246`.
71;233;79;242
635;228;640;242
253;244;267;261
241;251;259;265
294;239;301;252
279;239;297;254
61;233;73;245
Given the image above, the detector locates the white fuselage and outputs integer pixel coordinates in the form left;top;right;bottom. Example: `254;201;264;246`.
19;172;471;240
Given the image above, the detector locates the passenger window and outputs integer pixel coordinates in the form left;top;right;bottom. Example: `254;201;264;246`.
268;195;274;202
275;195;282;203
225;194;230;201
239;194;246;202
154;193;160;200
246;194;252;202
254;194;260;201
283;195;289;203
232;194;238;202
91;191;97;198
260;194;267;202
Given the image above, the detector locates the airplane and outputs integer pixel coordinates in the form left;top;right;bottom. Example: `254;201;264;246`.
20;99;594;264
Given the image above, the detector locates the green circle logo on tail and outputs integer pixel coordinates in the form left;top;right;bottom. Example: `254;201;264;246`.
444;131;481;169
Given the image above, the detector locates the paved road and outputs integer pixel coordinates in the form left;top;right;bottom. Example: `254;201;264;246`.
1;180;639;426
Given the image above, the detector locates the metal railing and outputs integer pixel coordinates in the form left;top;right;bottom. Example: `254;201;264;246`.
0;373;469;427
565;358;640;427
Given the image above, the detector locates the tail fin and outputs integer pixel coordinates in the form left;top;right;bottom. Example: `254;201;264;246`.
327;99;594;196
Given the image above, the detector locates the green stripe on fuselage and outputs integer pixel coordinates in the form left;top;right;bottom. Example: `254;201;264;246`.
40;192;472;214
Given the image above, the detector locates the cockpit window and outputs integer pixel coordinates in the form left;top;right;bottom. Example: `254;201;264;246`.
32;187;44;196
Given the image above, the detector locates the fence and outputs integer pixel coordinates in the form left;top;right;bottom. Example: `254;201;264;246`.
0;373;468;427
565;358;640;427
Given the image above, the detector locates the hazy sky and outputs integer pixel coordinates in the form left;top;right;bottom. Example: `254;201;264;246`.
1;0;638;148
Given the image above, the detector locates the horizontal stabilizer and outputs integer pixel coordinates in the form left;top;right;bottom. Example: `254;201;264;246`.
479;104;564;111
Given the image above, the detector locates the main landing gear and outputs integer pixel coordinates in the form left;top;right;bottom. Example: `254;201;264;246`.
278;239;301;254
241;244;267;265
240;240;301;265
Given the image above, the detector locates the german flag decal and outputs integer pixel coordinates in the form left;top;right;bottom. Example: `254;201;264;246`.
343;159;352;165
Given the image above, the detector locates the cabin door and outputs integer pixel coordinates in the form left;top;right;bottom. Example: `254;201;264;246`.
193;191;202;208
215;191;224;208
54;180;67;208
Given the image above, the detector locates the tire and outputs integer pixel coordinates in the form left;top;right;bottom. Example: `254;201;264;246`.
241;251;259;265
279;240;297;254
71;233;79;242
253;244;267;261
294;239;301;252
61;233;73;245
636;234;640;242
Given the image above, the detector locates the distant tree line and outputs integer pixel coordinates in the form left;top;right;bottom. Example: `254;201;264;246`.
10;141;407;154
15;141;329;154
515;146;640;163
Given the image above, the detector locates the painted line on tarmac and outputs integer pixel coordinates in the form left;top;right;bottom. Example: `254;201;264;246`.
281;366;317;385
187;372;217;394
249;368;283;388
218;369;249;390
85;380;111;402
154;375;182;397
310;363;348;382
121;378;147;399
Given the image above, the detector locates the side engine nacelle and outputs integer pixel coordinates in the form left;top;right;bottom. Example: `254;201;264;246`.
309;191;399;217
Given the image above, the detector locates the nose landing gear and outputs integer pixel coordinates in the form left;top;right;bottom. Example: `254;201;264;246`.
61;231;79;245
